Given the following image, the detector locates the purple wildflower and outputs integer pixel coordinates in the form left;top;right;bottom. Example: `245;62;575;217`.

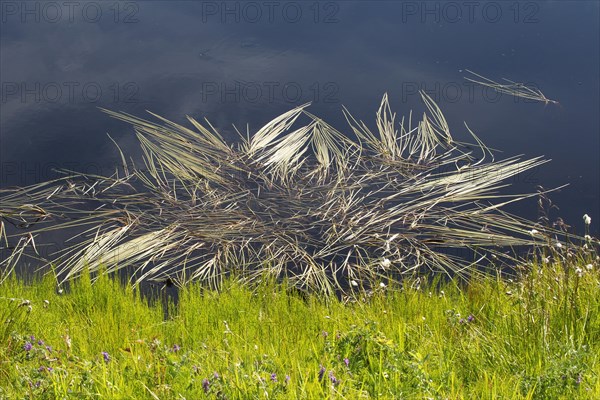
45;345;52;352
329;370;339;385
318;365;326;380
23;342;33;352
467;315;474;323
30;335;35;342
101;351;110;362
344;358;349;367
38;366;45;372
270;372;277;382
37;339;44;346
285;375;290;384
202;378;210;393
213;371;220;380
459;318;466;324
172;344;181;352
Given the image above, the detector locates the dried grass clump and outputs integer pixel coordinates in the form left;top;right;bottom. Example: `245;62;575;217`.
1;92;559;295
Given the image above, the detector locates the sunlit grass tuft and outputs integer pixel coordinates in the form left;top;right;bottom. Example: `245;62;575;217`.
0;92;577;295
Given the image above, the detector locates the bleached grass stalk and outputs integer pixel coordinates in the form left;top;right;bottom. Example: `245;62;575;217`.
464;69;559;105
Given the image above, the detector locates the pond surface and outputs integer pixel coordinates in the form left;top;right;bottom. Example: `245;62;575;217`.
1;1;598;258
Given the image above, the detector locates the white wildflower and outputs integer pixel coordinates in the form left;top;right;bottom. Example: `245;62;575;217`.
379;282;386;288
529;229;539;236
585;264;593;270
556;242;562;249
350;280;358;287
583;214;591;225
575;267;583;277
381;258;391;268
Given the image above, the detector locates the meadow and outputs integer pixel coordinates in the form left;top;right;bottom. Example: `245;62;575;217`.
1;91;598;398
1;250;599;399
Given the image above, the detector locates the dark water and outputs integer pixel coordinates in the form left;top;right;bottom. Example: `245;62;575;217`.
1;1;599;262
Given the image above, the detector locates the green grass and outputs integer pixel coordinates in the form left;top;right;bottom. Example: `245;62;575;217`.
1;256;599;399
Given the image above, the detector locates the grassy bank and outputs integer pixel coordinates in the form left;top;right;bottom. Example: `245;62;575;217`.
1;257;599;399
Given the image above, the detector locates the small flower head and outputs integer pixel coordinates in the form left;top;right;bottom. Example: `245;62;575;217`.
213;371;220;380
318;365;326;380
343;357;349;367
101;351;110;362
329;370;339;385
23;342;33;352
285;375;290;384
350;280;358;287
529;229;539;236
381;258;391;268
467;315;474;323
172;344;181;352
379;282;387;288
575;267;583;277
586;264;593;270
202;378;210;393
583;214;591;225
556;241;563;249
322;331;328;338
270;372;277;382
